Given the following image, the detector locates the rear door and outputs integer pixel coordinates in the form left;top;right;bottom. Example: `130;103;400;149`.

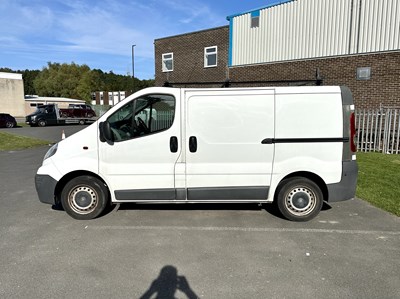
184;89;275;200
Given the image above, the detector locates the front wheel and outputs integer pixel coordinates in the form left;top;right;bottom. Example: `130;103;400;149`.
61;175;109;220
38;119;46;127
5;121;15;128
276;177;323;222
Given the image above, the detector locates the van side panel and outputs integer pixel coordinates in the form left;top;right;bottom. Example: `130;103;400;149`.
272;88;344;192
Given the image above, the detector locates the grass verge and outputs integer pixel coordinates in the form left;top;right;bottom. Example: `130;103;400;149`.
356;152;400;216
0;131;50;151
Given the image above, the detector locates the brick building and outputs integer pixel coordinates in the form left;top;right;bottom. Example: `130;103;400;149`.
154;0;400;109
155;26;230;88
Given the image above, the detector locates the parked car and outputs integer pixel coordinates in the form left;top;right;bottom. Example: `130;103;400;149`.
59;104;96;118
0;113;17;128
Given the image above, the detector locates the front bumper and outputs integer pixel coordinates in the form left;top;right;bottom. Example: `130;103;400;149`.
35;174;58;205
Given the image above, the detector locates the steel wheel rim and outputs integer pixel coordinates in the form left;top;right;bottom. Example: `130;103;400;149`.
6;121;13;128
68;185;98;215
285;186;316;216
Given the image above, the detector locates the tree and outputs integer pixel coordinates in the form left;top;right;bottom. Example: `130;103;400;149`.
3;63;155;102
34;62;94;103
22;70;40;95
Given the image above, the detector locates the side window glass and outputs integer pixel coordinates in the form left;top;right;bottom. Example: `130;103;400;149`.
107;94;175;142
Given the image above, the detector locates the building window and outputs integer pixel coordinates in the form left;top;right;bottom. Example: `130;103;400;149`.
357;67;371;80
30;103;38;107
162;53;174;72
204;46;217;68
251;10;260;28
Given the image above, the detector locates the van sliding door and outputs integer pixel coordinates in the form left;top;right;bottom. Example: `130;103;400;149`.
185;89;275;201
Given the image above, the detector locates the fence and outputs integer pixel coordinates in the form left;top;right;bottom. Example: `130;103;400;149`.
356;109;400;154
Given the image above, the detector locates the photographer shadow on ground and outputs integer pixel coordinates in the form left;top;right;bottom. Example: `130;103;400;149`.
140;265;199;299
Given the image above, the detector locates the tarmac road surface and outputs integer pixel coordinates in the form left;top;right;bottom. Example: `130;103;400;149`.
0;125;399;298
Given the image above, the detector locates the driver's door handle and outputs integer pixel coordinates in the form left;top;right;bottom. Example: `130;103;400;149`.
170;136;178;153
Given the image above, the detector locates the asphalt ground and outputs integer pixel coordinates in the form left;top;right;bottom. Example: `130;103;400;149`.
0;125;399;298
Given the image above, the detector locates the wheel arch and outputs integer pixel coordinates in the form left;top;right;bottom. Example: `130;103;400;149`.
55;170;109;205
276;171;329;203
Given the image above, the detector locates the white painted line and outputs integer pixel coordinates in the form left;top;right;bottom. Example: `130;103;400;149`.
85;225;400;236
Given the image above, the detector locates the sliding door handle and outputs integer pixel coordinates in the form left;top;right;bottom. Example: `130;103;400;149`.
189;136;197;153
170;136;178;153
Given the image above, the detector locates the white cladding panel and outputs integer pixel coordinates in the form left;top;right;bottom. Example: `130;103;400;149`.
355;0;400;53
231;0;400;66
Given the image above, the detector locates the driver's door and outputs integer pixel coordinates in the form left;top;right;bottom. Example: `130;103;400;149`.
99;91;181;201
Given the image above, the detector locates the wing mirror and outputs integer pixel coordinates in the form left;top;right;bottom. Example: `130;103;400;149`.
99;121;114;143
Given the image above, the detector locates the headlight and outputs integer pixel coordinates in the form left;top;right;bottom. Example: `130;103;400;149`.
44;143;58;161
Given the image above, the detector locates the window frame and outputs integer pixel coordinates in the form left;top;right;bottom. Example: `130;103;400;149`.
204;46;218;68
162;53;174;72
106;93;176;142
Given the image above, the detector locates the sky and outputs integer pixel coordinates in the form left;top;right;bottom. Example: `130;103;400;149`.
0;0;279;79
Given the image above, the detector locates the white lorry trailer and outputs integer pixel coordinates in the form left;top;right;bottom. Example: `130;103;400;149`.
35;86;358;221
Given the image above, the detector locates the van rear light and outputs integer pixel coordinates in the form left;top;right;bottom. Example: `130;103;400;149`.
350;112;357;152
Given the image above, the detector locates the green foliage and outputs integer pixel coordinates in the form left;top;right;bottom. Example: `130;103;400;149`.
1;63;155;102
357;152;400;216
33;62;93;102
22;70;40;95
92;69;154;92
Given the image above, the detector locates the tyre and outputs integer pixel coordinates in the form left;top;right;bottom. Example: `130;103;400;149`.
61;175;109;220
38;119;46;127
79;119;85;125
276;177;323;222
5;121;14;128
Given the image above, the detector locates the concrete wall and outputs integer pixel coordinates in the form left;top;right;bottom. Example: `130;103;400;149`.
0;72;25;117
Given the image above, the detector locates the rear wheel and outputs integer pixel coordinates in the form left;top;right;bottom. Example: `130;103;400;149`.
61;175;109;220
276;177;323;222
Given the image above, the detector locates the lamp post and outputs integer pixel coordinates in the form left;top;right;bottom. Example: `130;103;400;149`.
131;44;136;92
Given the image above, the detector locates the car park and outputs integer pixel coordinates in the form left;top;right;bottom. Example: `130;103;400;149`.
0;113;17;128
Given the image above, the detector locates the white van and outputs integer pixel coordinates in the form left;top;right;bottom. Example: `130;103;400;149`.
35;86;358;221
